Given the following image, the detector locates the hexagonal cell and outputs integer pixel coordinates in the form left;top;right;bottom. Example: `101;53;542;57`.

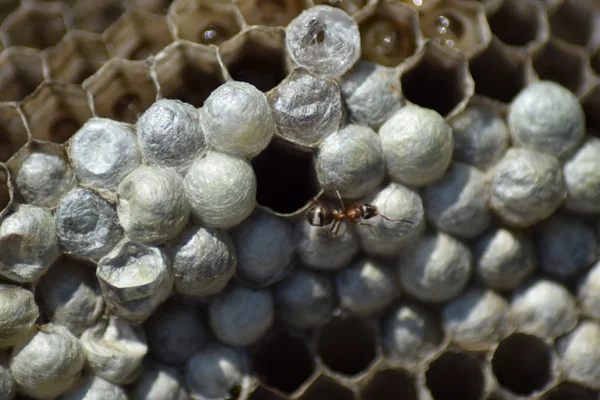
0;0;19;26
220;26;287;92
247;385;288;400
153;41;225;107
72;0;126;34
130;0;174;14
419;0;491;59
21;83;93;144
251;139;319;216
541;382;598;400
469;38;532;103
400;41;473;117
486;0;549;54
105;10;173;60
316;313;378;377
358;1;421;67
83;59;157;124
0;47;45;103
533;38;596;98
168;0;243;46
582;84;600;133
0;103;28;163
0;164;12;218
251;331;315;395
237;0;307;27
361;368;417;400
425;351;487;400
47;31;110;85
1;2;68;49
549;0;599;50
298;376;357;400
491;333;554;396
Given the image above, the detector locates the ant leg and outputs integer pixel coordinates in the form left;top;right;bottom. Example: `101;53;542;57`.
320;220;338;236
334;189;346;212
350;220;377;230
332;220;344;238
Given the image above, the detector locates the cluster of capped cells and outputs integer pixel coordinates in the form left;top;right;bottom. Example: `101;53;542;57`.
1;0;600;399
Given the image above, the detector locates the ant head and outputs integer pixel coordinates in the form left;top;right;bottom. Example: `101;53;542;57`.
306;202;334;227
360;204;379;220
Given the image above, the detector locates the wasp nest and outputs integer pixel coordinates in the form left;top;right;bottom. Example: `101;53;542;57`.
0;0;599;399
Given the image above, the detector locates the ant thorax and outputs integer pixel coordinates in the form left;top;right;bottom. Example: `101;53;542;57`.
306;203;334;227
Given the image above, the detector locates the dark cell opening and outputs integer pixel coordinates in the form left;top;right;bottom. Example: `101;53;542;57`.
541;382;597;400
317;315;376;376
0;57;44;102
362;369;418;400
401;50;465;116
227;45;287;93
583;83;600;134
6;9;66;49
252;139;319;215
165;65;224;108
487;0;539;47
491;333;552;395
426;351;485;400
74;3;125;34
112;93;144;124
252;332;315;394
360;16;417;67
50;116;81;144
0;115;27;163
591;51;600;76
469;43;525;103
549;0;592;47
533;41;584;96
299;376;355;400
0;0;19;25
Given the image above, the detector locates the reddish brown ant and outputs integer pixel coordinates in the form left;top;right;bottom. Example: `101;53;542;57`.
305;190;413;240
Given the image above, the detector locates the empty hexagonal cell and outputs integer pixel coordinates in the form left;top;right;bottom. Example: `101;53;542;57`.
1;2;68;49
130;0;174;14
358;1;421;67
491;333;555;396
361;368;417;400
0;103;28;163
83;59;157;124
541;382;598;400
419;0;491;59
220;27;287;92
469;38;532;103
47;31;109;85
251;331;315;395
401;41;473;117
0;48;44;102
21;83;93;144
549;0;599;50
425;351;487;400
72;0;126;34
533;38;596;98
0;164;12;217
105;10;173;60
237;0;306;27
486;0;549;53
251;139;319;216
168;0;242;46
298;376;357;400
316;313;378;377
153;41;225;107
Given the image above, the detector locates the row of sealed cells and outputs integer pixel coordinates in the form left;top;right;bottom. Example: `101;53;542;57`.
240;313;600;400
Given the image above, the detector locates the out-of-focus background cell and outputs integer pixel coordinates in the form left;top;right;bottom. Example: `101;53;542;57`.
0;48;45;103
1;1;68;50
104;10;173;60
0;103;28;163
83;58;157;123
21;83;92;144
47;31;109;85
72;0;127;34
236;0;307;27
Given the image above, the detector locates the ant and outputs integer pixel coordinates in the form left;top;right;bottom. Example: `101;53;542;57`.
305;189;413;240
